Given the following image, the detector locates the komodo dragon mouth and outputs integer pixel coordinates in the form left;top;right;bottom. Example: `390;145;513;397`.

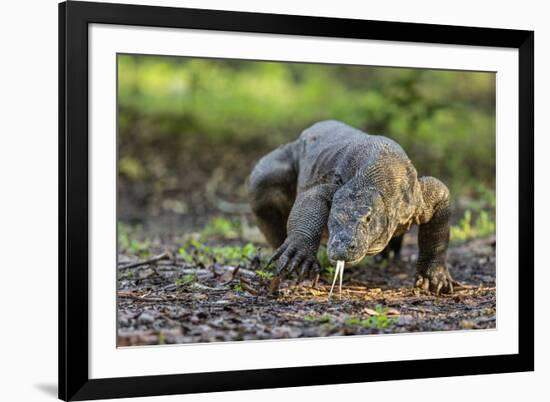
327;237;388;299
327;230;388;267
328;245;384;265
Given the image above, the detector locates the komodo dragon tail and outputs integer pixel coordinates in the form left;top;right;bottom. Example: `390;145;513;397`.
205;167;252;214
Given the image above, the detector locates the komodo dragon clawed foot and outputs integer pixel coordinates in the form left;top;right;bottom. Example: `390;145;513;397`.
415;265;454;295
267;235;321;279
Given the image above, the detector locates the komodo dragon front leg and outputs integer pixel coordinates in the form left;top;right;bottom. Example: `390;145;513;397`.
415;176;454;294
269;184;334;279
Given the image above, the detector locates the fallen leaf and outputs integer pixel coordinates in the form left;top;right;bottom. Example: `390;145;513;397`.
269;276;281;295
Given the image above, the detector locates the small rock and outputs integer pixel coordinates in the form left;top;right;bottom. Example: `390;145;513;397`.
138;268;155;279
272;326;302;338
212;299;230;305
398;315;415;325
461;320;475;329
138;312;155;324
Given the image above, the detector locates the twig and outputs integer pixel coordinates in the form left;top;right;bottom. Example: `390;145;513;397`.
117;292;166;302
239;276;258;295
214;265;257;280
118;251;171;270
118;294;192;303
160;310;186;328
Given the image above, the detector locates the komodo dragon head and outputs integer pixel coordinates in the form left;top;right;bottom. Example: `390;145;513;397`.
326;178;391;267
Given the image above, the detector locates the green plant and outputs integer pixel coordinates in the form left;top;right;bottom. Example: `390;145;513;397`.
178;247;195;264
451;209;495;242
317;246;331;269
178;240;258;266
323;266;336;282
200;216;240;240
255;270;274;280
467;184;496;213
232;283;244;293
118;222;151;257
175;273;198;286
118;222;130;250
128;239;151;257
304;314;332;324
345;306;397;330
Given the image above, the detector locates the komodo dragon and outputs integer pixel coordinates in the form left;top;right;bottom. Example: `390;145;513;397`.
249;120;454;294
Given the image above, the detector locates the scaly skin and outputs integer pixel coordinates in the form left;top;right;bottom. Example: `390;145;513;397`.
249;120;453;294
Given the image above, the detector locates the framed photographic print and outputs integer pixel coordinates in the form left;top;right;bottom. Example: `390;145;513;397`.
59;1;534;400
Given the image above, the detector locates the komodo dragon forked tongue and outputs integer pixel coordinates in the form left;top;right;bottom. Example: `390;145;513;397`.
328;260;345;299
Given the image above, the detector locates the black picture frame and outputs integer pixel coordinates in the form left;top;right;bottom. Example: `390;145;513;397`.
59;1;534;400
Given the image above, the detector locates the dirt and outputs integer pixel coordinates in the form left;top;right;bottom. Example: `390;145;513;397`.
117;235;496;346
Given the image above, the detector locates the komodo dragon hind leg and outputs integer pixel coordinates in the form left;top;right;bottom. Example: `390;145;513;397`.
377;234;404;262
248;145;297;249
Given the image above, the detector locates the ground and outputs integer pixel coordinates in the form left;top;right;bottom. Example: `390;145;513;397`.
117;229;495;346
